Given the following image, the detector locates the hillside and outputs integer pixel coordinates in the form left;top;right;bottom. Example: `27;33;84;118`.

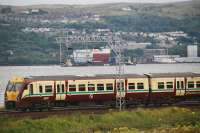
0;0;200;65
4;1;200;18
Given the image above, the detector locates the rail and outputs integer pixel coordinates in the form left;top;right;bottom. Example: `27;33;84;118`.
0;101;200;119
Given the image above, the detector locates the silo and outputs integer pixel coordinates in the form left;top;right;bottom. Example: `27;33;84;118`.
187;45;198;57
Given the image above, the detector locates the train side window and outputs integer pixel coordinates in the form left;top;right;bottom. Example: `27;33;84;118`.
177;81;180;89
62;84;65;92
57;84;60;93
79;84;86;91
181;81;184;89
106;83;113;91
137;83;144;89
188;81;194;89
69;85;76;92
39;85;43;93
88;84;95;91
158;82;164;89
45;85;52;93
97;84;104;91
29;84;33;95
196;81;200;88
167;82;173;89
128;83;135;90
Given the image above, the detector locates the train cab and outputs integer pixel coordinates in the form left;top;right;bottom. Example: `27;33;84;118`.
4;76;24;109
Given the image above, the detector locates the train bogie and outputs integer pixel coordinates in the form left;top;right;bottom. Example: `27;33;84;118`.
149;77;175;104
17;80;55;109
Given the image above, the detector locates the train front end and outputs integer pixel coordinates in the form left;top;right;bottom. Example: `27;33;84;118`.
4;77;24;109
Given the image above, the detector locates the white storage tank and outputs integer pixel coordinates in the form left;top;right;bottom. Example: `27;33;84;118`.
187;45;198;57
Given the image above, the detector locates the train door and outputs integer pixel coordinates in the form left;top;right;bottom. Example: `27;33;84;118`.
55;81;65;100
176;78;185;96
116;79;125;98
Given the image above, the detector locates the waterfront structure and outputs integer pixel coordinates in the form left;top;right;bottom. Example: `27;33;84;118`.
142;49;167;63
72;48;111;65
175;45;200;63
187;45;198;57
153;55;180;63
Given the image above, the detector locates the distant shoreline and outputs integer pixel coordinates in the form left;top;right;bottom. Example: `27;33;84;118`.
0;62;200;67
0;0;191;6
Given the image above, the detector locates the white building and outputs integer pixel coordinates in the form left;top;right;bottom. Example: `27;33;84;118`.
153;55;180;63
175;57;200;63
187;45;198;57
175;45;200;63
73;49;93;64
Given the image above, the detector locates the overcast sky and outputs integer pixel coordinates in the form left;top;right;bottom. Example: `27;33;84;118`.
0;0;191;6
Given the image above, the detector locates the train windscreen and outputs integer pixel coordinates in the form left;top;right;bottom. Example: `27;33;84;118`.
6;81;23;91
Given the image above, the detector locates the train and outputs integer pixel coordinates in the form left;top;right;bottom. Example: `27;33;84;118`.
4;72;200;110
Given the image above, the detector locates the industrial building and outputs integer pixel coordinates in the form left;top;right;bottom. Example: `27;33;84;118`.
153;55;180;63
187;45;198;57
142;49;167;63
175;45;200;63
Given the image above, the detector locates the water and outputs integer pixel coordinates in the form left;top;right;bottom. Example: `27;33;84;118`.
0;63;200;106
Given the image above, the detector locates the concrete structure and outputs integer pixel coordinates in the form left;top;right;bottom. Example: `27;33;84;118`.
175;57;200;63
142;49;167;63
173;45;200;63
144;49;167;57
153;55;180;63
187;45;198;57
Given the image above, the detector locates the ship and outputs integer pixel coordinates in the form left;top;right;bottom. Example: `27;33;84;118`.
72;48;111;66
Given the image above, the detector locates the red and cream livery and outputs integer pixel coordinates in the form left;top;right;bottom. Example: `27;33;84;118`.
4;73;200;110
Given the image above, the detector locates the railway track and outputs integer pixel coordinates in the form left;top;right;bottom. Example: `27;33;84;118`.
0;101;200;119
0;106;112;119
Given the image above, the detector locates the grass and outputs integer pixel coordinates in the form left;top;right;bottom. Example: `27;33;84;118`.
0;106;200;133
0;106;5;111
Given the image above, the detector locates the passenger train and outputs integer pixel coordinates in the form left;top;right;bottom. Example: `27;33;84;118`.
4;73;200;110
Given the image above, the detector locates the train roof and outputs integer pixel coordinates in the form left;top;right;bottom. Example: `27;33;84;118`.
25;74;146;81
23;72;200;81
147;72;200;78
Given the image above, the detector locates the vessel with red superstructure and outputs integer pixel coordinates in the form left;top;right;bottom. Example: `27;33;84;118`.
72;48;111;65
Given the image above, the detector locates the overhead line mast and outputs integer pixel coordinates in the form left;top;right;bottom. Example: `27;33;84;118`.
55;31;126;110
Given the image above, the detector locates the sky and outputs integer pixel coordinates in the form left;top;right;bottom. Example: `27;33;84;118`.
0;0;191;6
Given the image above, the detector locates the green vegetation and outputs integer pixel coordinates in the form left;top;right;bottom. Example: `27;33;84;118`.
0;107;200;133
0;1;200;65
0;106;4;111
0;24;59;65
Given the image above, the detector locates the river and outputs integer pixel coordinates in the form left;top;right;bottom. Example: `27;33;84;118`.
0;63;200;105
